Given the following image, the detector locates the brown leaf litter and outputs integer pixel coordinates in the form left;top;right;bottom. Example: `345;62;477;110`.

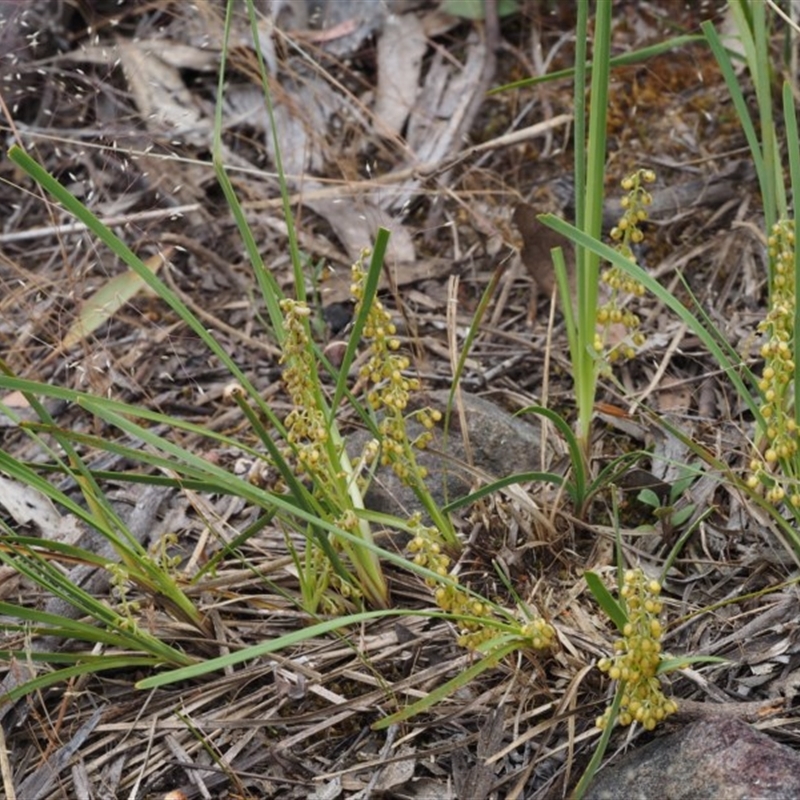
1;1;799;798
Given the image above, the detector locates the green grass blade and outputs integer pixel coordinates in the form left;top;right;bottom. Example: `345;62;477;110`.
245;0;306;303
701;20;769;228
490;35;708;94
6;148;279;422
746;0;784;223
574;0;611;451
518;405;587;504
573;0;589;233
0;655;164;706
584;570;627;632
0;535;119;571
657;655;727;675
0;548;193;664
213;0;286;335
136;608;408;688
571;682;625;800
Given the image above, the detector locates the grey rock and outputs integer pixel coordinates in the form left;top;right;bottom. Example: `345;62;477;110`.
346;389;544;520
585;716;800;800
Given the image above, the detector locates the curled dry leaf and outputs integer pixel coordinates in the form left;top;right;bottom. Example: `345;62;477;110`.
513;203;575;318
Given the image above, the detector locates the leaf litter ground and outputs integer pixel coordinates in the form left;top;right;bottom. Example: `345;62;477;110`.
0;1;798;798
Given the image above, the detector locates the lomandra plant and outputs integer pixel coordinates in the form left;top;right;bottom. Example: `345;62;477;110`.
550;5;800;787
532;3;800;530
0;0;561;719
0;145;558;712
545;3;800;558
695;3;800;535
524;2;800;793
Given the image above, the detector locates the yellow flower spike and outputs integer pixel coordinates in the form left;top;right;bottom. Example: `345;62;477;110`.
596;567;676;731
